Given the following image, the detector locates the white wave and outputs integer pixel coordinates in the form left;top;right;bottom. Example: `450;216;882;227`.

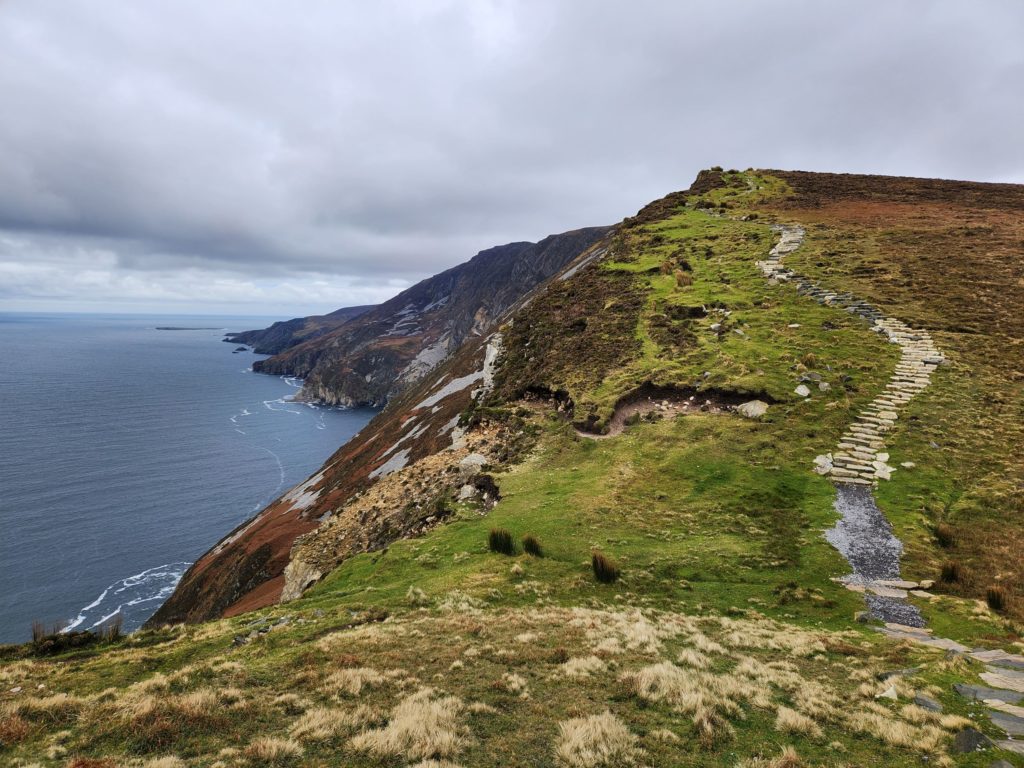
82;587;110;611
63;561;192;634
263;398;302;415
258;446;286;491
89;609;122;629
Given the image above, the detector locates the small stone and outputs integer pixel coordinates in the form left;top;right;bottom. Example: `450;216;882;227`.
901;461;916;468
794;384;811;397
813;454;833;475
919;579;934;589
818;381;831;391
10;686;22;694
710;323;722;332
855;611;871;624
914;692;943;712
952;727;994;753
787;323;801;328
876;685;899;700
736;400;769;419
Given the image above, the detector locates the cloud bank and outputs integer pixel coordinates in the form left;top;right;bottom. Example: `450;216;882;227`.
1;0;1022;314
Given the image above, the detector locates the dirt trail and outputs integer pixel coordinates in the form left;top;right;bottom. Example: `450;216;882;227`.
575;386;756;439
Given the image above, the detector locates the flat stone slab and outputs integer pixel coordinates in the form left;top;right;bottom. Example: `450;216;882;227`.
956;683;1024;704
868;585;908;598
989;710;1024;737
880;626;968;652
987;700;1024;720
876;579;920;589
971;650;1024;671
983;668;1024;693
998;739;1024;755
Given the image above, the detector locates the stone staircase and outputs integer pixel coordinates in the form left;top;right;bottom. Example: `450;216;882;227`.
757;225;945;486
758;223;1023;758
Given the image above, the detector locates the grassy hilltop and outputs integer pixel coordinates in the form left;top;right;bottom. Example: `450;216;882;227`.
2;170;1023;767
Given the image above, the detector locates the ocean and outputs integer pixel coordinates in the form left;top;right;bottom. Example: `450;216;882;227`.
0;313;376;643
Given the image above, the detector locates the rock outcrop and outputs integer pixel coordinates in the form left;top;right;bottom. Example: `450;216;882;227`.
250;227;610;407
225;304;375;355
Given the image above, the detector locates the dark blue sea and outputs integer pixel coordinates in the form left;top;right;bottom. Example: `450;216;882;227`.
0;313;376;643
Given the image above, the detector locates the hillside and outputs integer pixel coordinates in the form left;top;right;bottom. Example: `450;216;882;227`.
3;169;1024;766
225;305;375;356
249;228;610;407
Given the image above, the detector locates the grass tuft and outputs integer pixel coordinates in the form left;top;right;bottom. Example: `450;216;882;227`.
350;688;469;761
939;560;963;583
934;523;956;548
488;528;516;556
986;585;1010;612
591;552;620;584
522;534;544;557
243;736;303;765
554;711;642;767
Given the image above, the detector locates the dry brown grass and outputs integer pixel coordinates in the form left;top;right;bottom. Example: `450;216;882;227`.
0;711;31;744
774;706;822;738
325;667;387;697
289;705;379;741
350;688;469;761
736;745;804;768
142;758;187;768
561;655;606;678
243;736;303;765
554;711;642;767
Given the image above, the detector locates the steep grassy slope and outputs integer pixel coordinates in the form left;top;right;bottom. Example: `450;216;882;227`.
4;170;1024;766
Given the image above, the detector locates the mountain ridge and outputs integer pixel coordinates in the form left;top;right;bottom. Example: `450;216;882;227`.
245;227;610;408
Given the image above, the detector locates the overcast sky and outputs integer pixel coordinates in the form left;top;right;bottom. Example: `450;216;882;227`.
1;1;1022;317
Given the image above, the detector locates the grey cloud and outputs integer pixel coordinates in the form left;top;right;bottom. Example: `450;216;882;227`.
1;0;1022;313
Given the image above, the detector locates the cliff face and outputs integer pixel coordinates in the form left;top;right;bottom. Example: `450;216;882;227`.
250;227;610;407
149;231;612;625
225;305;374;355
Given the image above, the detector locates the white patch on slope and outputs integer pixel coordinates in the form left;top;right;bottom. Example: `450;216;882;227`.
369;448;411;479
437;415;460;436
279;469;326;513
414;369;484;410
399;331;452;384
559;245;607;281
